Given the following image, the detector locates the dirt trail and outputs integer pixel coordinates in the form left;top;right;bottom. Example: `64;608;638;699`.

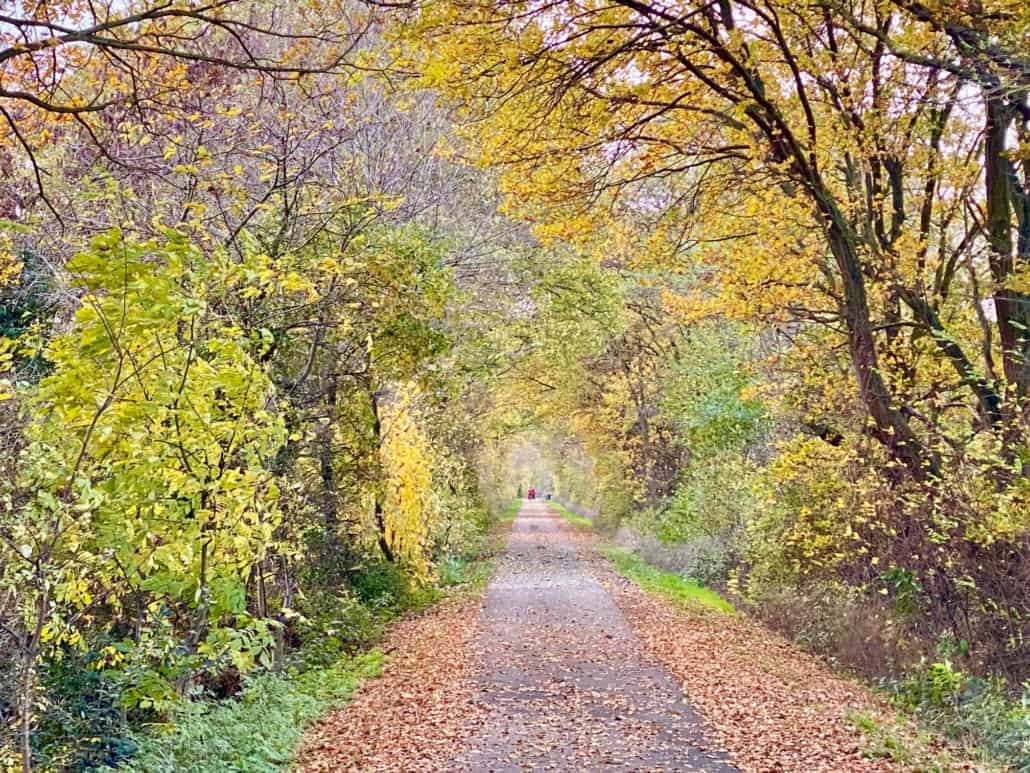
449;500;734;771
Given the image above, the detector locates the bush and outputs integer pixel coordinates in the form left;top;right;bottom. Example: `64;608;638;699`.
295;557;451;659
750;583;917;678
32;648;136;770
653;450;757;551
432;494;492;559
612;525;731;588
294;586;384;660
348;561;439;614
498;499;520;522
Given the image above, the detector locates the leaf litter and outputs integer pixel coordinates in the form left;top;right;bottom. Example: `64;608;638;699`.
296;504;984;772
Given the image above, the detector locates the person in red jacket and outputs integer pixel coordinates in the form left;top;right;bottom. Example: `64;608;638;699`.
528;487;536;500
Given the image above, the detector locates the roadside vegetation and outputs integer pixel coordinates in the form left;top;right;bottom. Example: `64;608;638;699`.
600;547;735;616
549;501;593;531
121;652;384;773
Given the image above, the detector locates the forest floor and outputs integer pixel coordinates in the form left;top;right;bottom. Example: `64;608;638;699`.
295;502;981;772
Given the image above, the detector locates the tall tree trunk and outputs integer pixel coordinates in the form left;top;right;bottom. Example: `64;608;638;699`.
985;94;1030;398
20;657;32;773
319;382;339;540
825;213;938;479
368;388;395;562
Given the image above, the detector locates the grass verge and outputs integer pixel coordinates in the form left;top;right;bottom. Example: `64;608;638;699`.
600;545;735;614
120;652;383;773
498;498;520;524
549;500;593;529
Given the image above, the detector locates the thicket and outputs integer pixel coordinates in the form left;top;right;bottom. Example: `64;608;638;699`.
0;225;503;771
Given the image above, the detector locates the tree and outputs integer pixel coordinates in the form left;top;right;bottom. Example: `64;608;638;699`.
402;0;1030;677
0;229;287;769
0;0;373;220
406;0;1029;477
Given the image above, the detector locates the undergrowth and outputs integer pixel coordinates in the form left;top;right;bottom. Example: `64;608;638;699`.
109;506;507;772
888;657;1030;771
498;499;520;523
600;545;735;614
119;652;383;773
438;552;495;589
847;709;958;770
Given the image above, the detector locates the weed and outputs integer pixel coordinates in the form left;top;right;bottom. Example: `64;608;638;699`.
847;710;956;770
892;663;1030;771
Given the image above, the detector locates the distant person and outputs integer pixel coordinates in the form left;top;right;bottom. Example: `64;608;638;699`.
546;492;552;501
528;487;536;500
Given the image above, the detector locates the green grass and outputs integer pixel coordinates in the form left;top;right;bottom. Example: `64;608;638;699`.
888;667;1030;771
549;501;593;529
120;652;383;773
438;552;497;589
847;709;963;771
498;498;521;523
600;545;735;614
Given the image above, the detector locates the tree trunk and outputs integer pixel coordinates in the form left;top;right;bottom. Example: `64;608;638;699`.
985;94;1030;398
368;388;395;562
374;500;395;563
20;659;32;773
825;213;938;479
318;381;340;540
317;423;339;539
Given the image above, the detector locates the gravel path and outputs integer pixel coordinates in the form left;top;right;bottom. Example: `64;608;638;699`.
449;501;735;771
296;501;972;772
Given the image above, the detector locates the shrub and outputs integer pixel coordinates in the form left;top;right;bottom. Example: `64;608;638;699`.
349;561;419;611
32;647;136;770
751;584;915;678
294;586;384;659
654;450;758;549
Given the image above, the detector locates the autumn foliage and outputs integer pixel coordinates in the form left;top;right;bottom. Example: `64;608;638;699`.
405;0;1030;694
2;0;1030;770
